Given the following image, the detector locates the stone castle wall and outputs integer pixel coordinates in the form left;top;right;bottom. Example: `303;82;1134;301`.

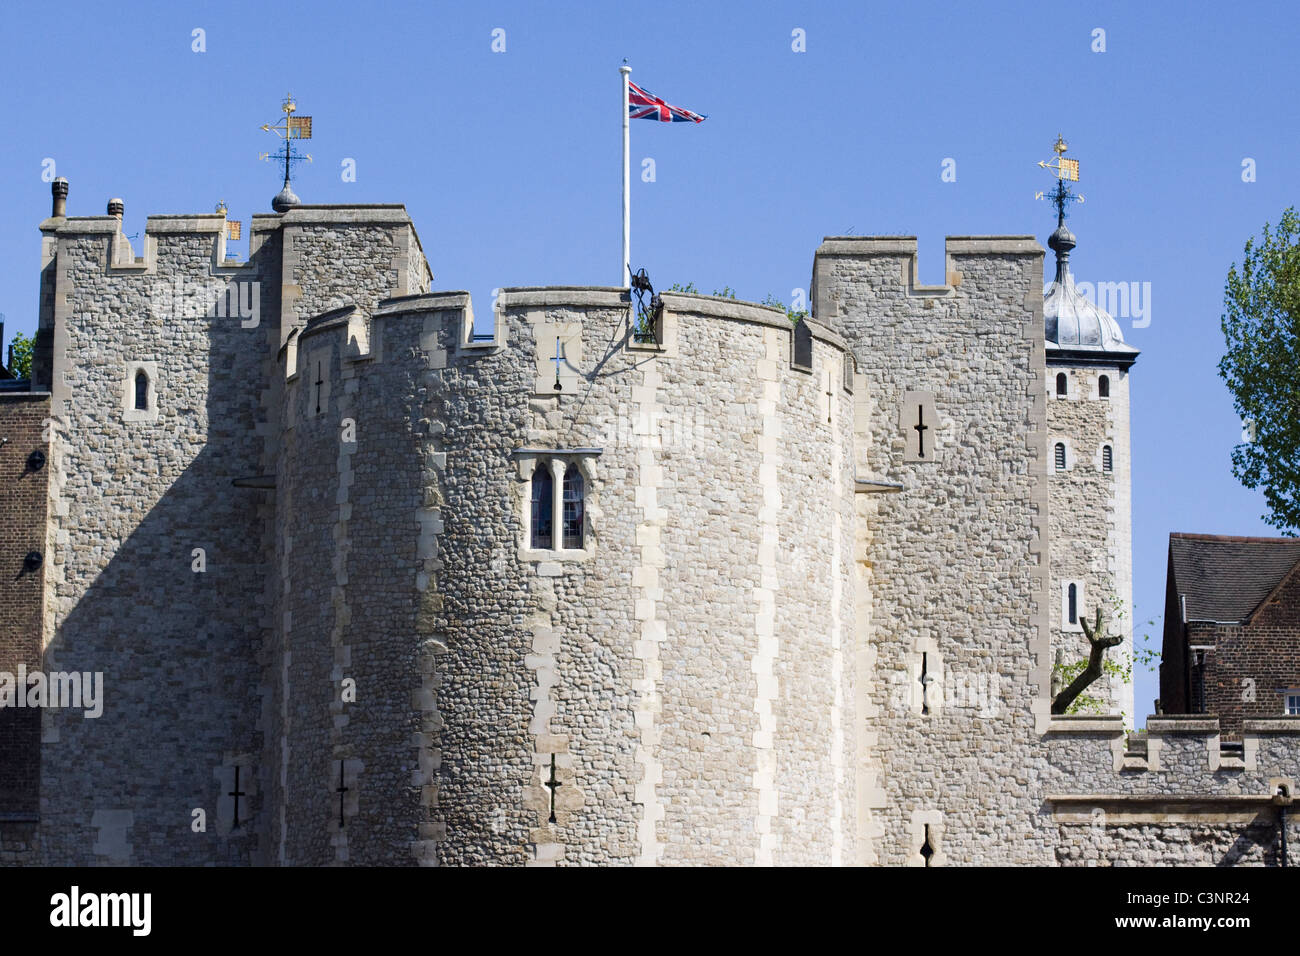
25;204;432;865
813;236;1055;864
14;186;1298;867
259;207;432;866
1047;716;1299;865
34;215;273;864
1047;364;1134;721
272;286;857;865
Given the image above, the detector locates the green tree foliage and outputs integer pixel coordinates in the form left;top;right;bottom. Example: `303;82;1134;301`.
760;293;808;324
665;283;806;323
1219;208;1300;533
7;330;33;379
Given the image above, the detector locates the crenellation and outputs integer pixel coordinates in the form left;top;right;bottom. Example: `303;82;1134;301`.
5;184;1294;867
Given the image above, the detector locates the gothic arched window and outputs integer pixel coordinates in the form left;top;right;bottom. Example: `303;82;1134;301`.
562;464;584;549
134;369;149;411
1098;374;1110;399
1056;372;1067;397
530;464;553;550
1102;445;1113;473
1054;442;1066;472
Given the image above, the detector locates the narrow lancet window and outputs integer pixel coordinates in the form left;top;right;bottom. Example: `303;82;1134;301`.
1102;445;1113;472
1054;442;1066;472
1068;583;1078;625
1056;372;1067;397
530;464;554;550
134;369;149;411
562;464;584;549
1098;374;1110;399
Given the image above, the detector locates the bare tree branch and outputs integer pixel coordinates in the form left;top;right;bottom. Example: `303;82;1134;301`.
1052;606;1124;715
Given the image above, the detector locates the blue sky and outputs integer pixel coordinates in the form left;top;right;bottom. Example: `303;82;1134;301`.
2;0;1296;717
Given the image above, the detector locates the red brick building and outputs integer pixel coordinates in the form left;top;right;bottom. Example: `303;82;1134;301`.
0;386;50;828
1159;532;1300;738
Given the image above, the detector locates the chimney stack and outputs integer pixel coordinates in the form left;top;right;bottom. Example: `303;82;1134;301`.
51;177;68;218
108;198;124;219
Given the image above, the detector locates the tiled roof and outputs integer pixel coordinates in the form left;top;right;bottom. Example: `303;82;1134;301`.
1170;533;1300;623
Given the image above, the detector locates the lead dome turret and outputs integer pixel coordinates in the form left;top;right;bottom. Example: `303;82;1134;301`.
1043;223;1138;359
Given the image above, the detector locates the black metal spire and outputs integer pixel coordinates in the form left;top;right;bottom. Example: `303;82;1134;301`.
260;94;313;213
1037;135;1083;283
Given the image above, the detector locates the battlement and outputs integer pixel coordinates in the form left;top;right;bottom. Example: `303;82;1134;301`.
285;286;849;397
1046;713;1300;799
43;204;427;277
811;234;1043;316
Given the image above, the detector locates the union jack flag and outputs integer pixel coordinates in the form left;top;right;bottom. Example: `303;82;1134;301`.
628;81;706;123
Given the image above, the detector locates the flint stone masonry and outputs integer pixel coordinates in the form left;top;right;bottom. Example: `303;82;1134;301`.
35;218;270;865
1046;715;1299;864
1047;364;1133;720
11;186;1298;865
813;236;1055;865
269;287;857;865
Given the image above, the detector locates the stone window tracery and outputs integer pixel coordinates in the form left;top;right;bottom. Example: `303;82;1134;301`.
515;449;600;563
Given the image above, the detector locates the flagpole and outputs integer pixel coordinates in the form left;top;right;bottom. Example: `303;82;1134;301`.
620;63;631;288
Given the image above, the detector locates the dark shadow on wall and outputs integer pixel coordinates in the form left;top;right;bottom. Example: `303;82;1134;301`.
1216;815;1280;866
34;245;279;865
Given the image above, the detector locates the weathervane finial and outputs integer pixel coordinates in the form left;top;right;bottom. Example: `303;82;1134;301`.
258;93;314;212
1035;133;1084;226
1036;135;1088;281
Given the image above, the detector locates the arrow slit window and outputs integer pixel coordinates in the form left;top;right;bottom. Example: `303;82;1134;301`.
901;391;938;462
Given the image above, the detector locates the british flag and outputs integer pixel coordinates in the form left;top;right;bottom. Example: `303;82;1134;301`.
628;81;706;123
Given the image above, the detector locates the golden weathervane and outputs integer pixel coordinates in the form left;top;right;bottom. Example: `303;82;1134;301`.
1035;134;1085;221
258;93;313;189
215;200;241;240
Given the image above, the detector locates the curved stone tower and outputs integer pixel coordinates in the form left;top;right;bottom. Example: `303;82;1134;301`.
276;288;858;865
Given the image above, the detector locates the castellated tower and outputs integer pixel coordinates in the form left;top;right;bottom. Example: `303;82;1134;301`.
812;235;1057;865
1042;222;1139;724
10;178;1294;868
20;180;858;865
276;288;859;865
